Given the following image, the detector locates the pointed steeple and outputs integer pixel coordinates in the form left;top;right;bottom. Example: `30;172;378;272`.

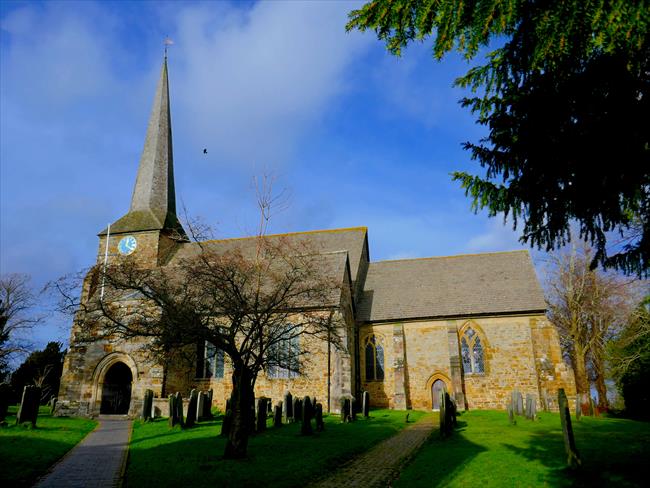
100;56;185;238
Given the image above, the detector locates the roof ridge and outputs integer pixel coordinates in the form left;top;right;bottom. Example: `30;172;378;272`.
372;249;529;265
198;226;368;244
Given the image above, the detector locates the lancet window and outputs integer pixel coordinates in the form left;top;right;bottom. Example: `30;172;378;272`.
267;335;300;379
196;341;224;379
460;326;485;374
364;334;385;381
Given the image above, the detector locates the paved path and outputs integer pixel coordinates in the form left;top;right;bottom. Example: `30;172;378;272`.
310;414;437;488
34;417;132;488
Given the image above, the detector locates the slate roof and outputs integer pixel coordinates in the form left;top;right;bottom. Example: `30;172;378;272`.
357;250;546;322
170;227;368;295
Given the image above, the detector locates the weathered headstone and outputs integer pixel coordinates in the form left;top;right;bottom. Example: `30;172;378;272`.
294;398;303;422
16;385;40;427
205;390;214;419
49;397;58;416
575;395;582;421
439;390;447;437
315;403;324;431
256;397;268;432
283;391;293;422
558;388;581;468
196;391;205;420
168;394;177;427
350;397;357;421
185;389;198;427
449;396;457;427
525;394;537;420
273;404;282;428
301;396;313;435
515;390;524;416
142;389;153;422
362;391;370;418
175;392;184;428
340;398;350;423
507;401;516;425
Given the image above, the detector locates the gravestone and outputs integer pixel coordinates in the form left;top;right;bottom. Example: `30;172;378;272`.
142;389;153;422
341;398;350;423
439;390;447;437
205;390;214;419
175;392;185;428
525;394;537;420
256;397;268;432
294;398;303;422
301;396;313;436
507;401;516;425
362;391;370;418
197;391;205;420
168;394;177;427
315;403;324;431
283;391;293;422
558;388;581;468
185;389;198;427
350;397;357;421
273;404;282;428
16;385;40;427
575;396;582;421
49;397;58;416
513;390;524;416
448;396;458;427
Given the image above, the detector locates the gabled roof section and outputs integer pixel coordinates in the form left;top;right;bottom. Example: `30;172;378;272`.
357;250;547;322
99;57;185;237
169;227;368;299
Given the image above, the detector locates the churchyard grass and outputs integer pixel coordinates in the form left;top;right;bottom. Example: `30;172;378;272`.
0;405;97;487
127;408;427;487
395;410;650;487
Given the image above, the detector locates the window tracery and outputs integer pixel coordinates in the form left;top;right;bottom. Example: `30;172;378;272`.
460;325;485;374
364;335;385;381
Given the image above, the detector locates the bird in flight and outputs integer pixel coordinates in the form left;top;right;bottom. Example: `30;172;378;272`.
203;148;208;154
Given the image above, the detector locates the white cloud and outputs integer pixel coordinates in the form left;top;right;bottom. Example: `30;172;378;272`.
170;1;372;166
464;217;525;253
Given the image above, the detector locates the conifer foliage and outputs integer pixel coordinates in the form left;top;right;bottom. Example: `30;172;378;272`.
347;1;649;277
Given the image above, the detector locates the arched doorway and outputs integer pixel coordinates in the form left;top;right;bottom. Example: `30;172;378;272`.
100;362;132;414
431;379;446;410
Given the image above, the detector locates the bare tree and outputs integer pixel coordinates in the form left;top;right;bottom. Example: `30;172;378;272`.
0;274;42;368
53;177;347;458
546;245;639;412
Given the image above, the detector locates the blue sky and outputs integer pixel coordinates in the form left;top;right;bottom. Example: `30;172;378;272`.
1;0;530;350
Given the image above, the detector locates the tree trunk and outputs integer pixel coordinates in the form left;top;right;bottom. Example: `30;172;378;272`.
223;365;255;459
573;346;591;415
595;365;609;412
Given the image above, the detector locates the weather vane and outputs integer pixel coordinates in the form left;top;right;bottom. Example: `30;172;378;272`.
163;36;174;57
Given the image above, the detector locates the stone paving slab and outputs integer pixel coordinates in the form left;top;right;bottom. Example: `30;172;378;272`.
310;414;437;488
34;418;132;488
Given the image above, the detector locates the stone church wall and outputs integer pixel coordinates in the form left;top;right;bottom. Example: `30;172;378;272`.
359;313;574;412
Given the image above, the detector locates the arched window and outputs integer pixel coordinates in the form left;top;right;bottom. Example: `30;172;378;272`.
364;335;385;381
196;341;224;379
460;326;485;374
267;334;300;379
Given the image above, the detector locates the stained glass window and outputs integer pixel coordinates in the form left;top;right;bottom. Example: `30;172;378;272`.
461;337;471;372
461;326;486;374
472;337;484;373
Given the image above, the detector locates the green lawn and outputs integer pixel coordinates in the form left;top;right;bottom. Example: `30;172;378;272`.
126;408;427;487
0;406;98;487
395;410;650;487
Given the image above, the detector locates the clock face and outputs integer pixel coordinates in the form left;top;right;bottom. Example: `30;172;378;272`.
118;236;137;255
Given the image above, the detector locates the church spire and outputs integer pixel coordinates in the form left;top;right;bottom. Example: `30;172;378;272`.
100;56;185;237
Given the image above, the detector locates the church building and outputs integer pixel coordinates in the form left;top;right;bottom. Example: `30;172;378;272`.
55;58;575;417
